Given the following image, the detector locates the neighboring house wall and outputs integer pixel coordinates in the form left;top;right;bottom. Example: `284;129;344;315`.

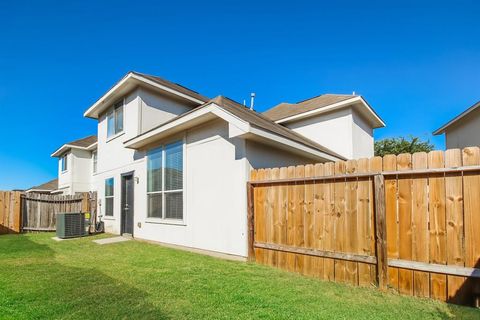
58;152;72;194
71;149;94;193
138;87;196;134
444;108;480;149
57;149;95;195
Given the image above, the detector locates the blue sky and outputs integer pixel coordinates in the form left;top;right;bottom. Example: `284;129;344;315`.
1;0;479;190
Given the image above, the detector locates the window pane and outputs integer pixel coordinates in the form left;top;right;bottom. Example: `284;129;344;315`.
61;155;67;171
165;141;183;190
147;193;162;218
165;192;183;220
105;197;114;216
107;111;115;137
105;178;114;196
147;147;162;192
115;105;124;133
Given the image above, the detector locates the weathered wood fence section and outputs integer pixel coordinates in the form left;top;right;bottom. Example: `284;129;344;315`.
0;191;22;234
248;147;480;306
22;192;96;231
0;192;97;233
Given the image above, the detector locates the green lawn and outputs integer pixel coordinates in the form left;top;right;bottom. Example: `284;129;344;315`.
0;233;478;320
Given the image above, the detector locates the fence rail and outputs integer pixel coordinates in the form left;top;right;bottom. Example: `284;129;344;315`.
248;147;480;306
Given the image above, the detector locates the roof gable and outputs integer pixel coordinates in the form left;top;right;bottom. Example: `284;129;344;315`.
263;94;355;121
84;71;209;119
124;95;345;161
433;100;480;135
51;135;97;157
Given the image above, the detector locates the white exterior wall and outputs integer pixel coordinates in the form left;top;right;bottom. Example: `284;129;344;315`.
138;87;195;133
284;107;375;159
445;108;480;149
57;149;94;195
351;109;374;158
286;108;353;159
57;153;72;194
134;120;249;256
245;140;317;168
95;89;144;233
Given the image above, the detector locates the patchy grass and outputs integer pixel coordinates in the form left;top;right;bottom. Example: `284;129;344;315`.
0;233;478;319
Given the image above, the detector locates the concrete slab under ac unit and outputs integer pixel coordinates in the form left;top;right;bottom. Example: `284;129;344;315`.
93;236;131;245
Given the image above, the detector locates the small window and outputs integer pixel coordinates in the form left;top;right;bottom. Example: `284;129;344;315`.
147;140;183;220
107;100;124;138
92;151;98;173
105;178;114;216
61;154;68;172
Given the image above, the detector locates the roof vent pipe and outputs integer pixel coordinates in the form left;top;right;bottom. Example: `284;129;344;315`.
250;93;256;110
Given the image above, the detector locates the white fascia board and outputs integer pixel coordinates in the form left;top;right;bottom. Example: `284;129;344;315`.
129;73;206;105
433;102;480;135
51;144;95;157
83;73;205;119
124;103;250;149
275;96;386;128
249;127;342;162
25;189;51;193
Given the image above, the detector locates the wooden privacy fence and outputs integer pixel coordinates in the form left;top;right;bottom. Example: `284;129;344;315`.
0;191;97;233
248;147;480;306
0;191;22;234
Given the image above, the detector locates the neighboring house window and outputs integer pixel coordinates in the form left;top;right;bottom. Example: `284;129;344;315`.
147;140;183;220
105;178;114;216
60;154;68;172
107;100;124;138
92;151;97;173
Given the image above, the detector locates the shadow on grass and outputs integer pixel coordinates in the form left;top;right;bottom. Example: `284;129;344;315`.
0;235;169;320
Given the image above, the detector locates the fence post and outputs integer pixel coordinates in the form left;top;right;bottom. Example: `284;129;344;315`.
247;182;255;262
374;174;388;290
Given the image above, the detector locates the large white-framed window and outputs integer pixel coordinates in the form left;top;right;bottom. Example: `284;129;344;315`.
107;99;124;138
147;139;184;221
60;154;68;172
92;151;98;173
105;178;114;216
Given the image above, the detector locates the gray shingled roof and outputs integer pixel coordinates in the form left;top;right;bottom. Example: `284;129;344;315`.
65;135;97;148
28;178;58;191
131;71;210;103
263;94;357;121
128;95;345;160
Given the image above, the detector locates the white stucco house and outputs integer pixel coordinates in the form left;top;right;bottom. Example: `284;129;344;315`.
46;71;385;259
433;99;480;149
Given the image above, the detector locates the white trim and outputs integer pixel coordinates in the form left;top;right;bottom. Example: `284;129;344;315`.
124;102;343;162
106;131;125;143
83;72;205;119
51;142;97;157
249;127;340;162
274;96;385;128
433;101;480;135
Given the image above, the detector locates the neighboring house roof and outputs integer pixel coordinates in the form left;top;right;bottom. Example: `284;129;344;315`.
51;135;97;157
124;95;345;162
433;100;480;135
263;94;385;128
26;178;58;193
84;71;209;119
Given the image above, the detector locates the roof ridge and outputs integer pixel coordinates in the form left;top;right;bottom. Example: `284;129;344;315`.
131;71;206;97
296;93;356;104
